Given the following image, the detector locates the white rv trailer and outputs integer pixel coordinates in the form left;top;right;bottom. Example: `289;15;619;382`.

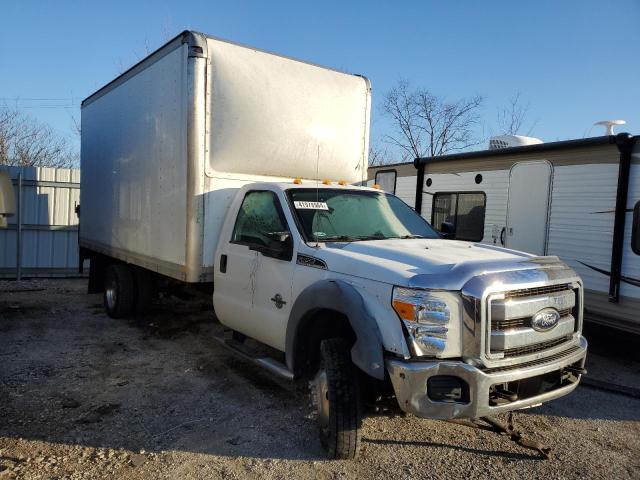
369;134;640;334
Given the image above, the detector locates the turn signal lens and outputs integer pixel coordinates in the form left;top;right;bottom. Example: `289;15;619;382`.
392;300;416;320
293;178;302;184
372;184;381;189
338;180;347;186
322;179;331;185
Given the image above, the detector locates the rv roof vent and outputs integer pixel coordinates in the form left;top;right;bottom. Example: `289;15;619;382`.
594;120;625;136
488;135;543;150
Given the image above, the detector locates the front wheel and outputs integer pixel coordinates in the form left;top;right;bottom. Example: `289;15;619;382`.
312;338;362;459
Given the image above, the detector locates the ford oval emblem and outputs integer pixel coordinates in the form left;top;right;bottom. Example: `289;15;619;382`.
531;308;561;332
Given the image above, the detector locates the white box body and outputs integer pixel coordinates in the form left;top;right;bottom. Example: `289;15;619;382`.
80;31;371;282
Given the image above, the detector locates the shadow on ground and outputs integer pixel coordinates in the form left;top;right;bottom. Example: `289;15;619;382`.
1;278;639;467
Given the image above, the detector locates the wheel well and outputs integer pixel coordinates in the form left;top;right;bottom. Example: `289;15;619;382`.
293;308;357;379
84;250;161;295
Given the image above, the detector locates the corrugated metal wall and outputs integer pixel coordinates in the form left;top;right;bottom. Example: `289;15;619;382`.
0;166;84;278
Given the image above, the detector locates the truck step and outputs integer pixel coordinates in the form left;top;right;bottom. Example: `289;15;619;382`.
212;334;294;381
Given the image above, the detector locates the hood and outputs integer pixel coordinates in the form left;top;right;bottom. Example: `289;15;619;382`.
313;238;551;289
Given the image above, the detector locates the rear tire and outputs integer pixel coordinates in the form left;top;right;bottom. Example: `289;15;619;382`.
312;338;362;459
104;264;135;319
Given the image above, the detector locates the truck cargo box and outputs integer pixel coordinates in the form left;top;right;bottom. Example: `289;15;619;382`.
80;31;371;282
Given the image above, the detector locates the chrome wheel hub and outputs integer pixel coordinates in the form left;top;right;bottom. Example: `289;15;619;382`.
313;368;330;431
105;283;117;310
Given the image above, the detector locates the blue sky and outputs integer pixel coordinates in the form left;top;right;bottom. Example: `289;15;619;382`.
2;0;639;159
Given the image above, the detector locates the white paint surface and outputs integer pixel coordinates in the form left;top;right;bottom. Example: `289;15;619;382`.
205;38;370;184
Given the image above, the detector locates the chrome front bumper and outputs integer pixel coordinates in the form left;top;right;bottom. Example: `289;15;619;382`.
386;336;587;419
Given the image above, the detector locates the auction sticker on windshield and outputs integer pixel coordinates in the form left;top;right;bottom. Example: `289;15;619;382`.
294;201;329;210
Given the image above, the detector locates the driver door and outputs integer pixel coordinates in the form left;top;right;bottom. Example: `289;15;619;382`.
214;190;296;350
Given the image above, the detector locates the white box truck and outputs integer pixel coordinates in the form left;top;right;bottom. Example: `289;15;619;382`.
80;31;587;459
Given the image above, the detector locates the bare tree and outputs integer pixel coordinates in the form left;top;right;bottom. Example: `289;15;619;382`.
382;80;484;160
368;142;393;166
116;26;176;74
0;108;78;168
68;111;81;139
497;91;536;136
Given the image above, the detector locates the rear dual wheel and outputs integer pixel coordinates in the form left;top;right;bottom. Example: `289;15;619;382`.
104;264;135;318
104;264;154;318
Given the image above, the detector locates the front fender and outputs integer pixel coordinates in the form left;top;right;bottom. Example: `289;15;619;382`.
285;279;385;380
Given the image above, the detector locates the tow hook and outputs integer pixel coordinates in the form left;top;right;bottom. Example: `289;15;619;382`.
563;365;587;376
493;387;518;402
448;412;551;459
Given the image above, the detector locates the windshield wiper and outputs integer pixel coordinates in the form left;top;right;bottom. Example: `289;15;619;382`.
317;235;360;242
318;234;427;242
352;234;389;241
394;234;427;239
318;234;387;242
375;234;427;240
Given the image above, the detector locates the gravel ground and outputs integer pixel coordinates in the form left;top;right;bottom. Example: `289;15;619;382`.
0;278;639;480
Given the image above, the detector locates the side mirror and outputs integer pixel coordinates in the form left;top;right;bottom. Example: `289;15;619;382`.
263;231;291;243
250;232;293;260
440;221;456;239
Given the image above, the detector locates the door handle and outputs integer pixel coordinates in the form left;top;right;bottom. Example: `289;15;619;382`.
220;254;227;273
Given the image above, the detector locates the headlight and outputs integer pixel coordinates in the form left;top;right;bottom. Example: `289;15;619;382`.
392;287;462;358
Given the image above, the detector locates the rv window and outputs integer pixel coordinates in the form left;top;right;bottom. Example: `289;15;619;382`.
633;201;640;255
375;170;397;194
432;192;486;242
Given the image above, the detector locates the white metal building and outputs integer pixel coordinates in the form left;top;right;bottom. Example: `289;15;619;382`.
0;166;82;278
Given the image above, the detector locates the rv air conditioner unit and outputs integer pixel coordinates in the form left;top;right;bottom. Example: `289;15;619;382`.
488;135;543;150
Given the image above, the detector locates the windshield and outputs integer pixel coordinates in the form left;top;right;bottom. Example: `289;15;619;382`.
287;188;440;242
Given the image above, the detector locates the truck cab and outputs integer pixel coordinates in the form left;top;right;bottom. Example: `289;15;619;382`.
212;180;587;458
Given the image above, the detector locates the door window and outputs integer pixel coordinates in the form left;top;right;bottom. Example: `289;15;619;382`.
432;192;486;241
231;191;292;259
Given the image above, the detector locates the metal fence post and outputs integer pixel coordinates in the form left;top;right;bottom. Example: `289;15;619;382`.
16;169;22;281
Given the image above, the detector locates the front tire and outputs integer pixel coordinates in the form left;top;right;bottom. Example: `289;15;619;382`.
104;264;135;319
312;338;362;459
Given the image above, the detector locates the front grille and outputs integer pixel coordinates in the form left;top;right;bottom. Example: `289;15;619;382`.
483;345;582;373
501;336;572;358
491;308;573;331
504;284;570;299
480;279;582;369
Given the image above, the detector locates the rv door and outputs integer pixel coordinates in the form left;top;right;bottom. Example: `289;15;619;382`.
505;161;552;255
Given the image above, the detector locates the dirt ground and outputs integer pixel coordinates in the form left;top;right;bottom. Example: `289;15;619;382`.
1;279;639;480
